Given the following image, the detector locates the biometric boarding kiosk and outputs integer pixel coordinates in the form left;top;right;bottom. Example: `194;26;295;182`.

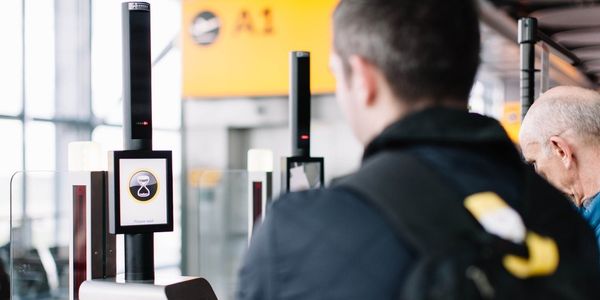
281;51;325;193
79;3;216;299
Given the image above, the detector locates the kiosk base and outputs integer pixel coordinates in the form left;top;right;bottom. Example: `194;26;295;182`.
79;275;218;300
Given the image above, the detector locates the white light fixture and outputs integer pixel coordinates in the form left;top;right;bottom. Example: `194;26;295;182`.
247;149;274;172
68;141;104;172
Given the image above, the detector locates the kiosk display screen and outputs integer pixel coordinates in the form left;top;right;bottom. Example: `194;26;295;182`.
109;151;173;234
119;158;168;226
285;157;324;192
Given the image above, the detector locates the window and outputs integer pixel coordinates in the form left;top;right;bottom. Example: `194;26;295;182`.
0;2;184;297
0;0;22;116
24;0;55;119
25;122;55;170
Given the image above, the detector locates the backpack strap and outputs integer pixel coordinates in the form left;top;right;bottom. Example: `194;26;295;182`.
336;151;483;253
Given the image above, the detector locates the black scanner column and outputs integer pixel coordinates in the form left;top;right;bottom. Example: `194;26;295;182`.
290;51;311;157
122;1;154;282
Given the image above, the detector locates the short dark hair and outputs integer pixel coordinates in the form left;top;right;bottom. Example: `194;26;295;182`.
333;0;481;103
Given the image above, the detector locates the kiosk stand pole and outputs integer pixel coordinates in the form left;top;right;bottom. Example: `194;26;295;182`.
122;1;154;283
124;234;154;282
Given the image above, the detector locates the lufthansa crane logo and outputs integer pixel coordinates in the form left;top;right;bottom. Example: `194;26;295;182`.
190;11;221;46
129;170;159;202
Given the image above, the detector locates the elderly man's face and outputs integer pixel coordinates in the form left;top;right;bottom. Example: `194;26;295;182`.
521;140;577;201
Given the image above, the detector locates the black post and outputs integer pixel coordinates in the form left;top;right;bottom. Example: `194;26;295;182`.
518;17;537;121
122;1;154;282
290;51;311;157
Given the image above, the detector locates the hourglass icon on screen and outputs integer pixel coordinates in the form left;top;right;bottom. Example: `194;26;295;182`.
137;175;151;197
129;171;158;202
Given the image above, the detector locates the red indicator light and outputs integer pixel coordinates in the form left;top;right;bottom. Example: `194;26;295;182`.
300;134;309;140
142;121;149;126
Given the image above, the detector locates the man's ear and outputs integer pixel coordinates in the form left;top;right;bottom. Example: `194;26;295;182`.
549;136;575;169
347;55;378;107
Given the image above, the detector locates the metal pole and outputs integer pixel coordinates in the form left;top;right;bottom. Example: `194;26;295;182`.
518;17;537;121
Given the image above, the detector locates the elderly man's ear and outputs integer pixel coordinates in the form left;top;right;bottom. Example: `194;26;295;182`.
549;136;575;169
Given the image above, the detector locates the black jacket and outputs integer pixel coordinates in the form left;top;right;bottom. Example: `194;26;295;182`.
236;108;599;300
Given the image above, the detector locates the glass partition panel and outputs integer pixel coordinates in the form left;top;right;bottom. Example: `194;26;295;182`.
10;171;69;300
194;170;249;300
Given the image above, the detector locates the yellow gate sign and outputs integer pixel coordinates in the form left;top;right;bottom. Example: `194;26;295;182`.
501;101;521;143
182;0;339;98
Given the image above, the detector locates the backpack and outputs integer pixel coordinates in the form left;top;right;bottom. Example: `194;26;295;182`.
337;150;600;300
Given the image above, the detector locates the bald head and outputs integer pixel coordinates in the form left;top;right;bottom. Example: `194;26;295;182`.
520;86;600;149
519;86;600;205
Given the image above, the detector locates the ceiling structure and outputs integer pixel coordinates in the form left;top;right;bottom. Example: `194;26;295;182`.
488;0;600;86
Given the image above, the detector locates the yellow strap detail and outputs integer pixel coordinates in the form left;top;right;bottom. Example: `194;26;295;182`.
464;192;509;219
503;232;559;279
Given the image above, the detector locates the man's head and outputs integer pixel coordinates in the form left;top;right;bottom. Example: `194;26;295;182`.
329;0;481;144
519;86;600;206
